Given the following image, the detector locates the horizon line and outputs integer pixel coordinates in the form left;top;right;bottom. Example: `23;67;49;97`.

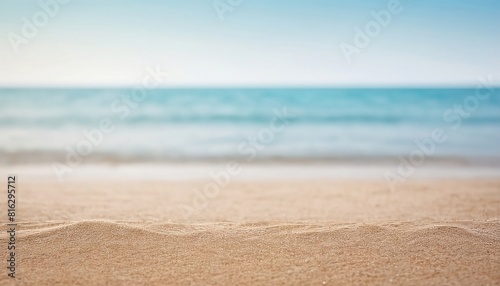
1;84;498;89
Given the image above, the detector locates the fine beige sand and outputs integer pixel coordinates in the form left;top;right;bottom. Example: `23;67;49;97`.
1;178;499;285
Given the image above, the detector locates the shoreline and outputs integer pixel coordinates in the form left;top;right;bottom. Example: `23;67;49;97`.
2;151;500;166
2;161;500;183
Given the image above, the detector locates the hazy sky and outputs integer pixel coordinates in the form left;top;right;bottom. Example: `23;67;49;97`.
1;0;499;87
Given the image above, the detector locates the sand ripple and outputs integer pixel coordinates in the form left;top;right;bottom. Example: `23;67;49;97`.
1;220;498;285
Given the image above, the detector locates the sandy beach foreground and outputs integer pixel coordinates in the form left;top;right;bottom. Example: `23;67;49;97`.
1;178;499;285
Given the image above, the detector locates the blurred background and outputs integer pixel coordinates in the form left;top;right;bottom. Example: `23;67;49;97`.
0;88;499;166
1;1;499;178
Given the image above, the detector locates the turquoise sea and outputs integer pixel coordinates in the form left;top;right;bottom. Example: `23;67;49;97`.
1;88;499;164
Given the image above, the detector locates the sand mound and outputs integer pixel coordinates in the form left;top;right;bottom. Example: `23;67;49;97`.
1;220;498;285
0;178;497;284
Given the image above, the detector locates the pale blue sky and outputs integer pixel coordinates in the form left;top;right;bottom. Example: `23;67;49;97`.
1;0;499;86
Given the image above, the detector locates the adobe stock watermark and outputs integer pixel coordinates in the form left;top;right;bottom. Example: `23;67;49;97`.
384;75;498;191
7;0;71;54
213;0;243;21
339;0;410;63
51;65;170;182
177;107;295;219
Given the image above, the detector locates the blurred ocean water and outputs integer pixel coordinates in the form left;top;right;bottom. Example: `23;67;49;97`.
0;88;499;164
